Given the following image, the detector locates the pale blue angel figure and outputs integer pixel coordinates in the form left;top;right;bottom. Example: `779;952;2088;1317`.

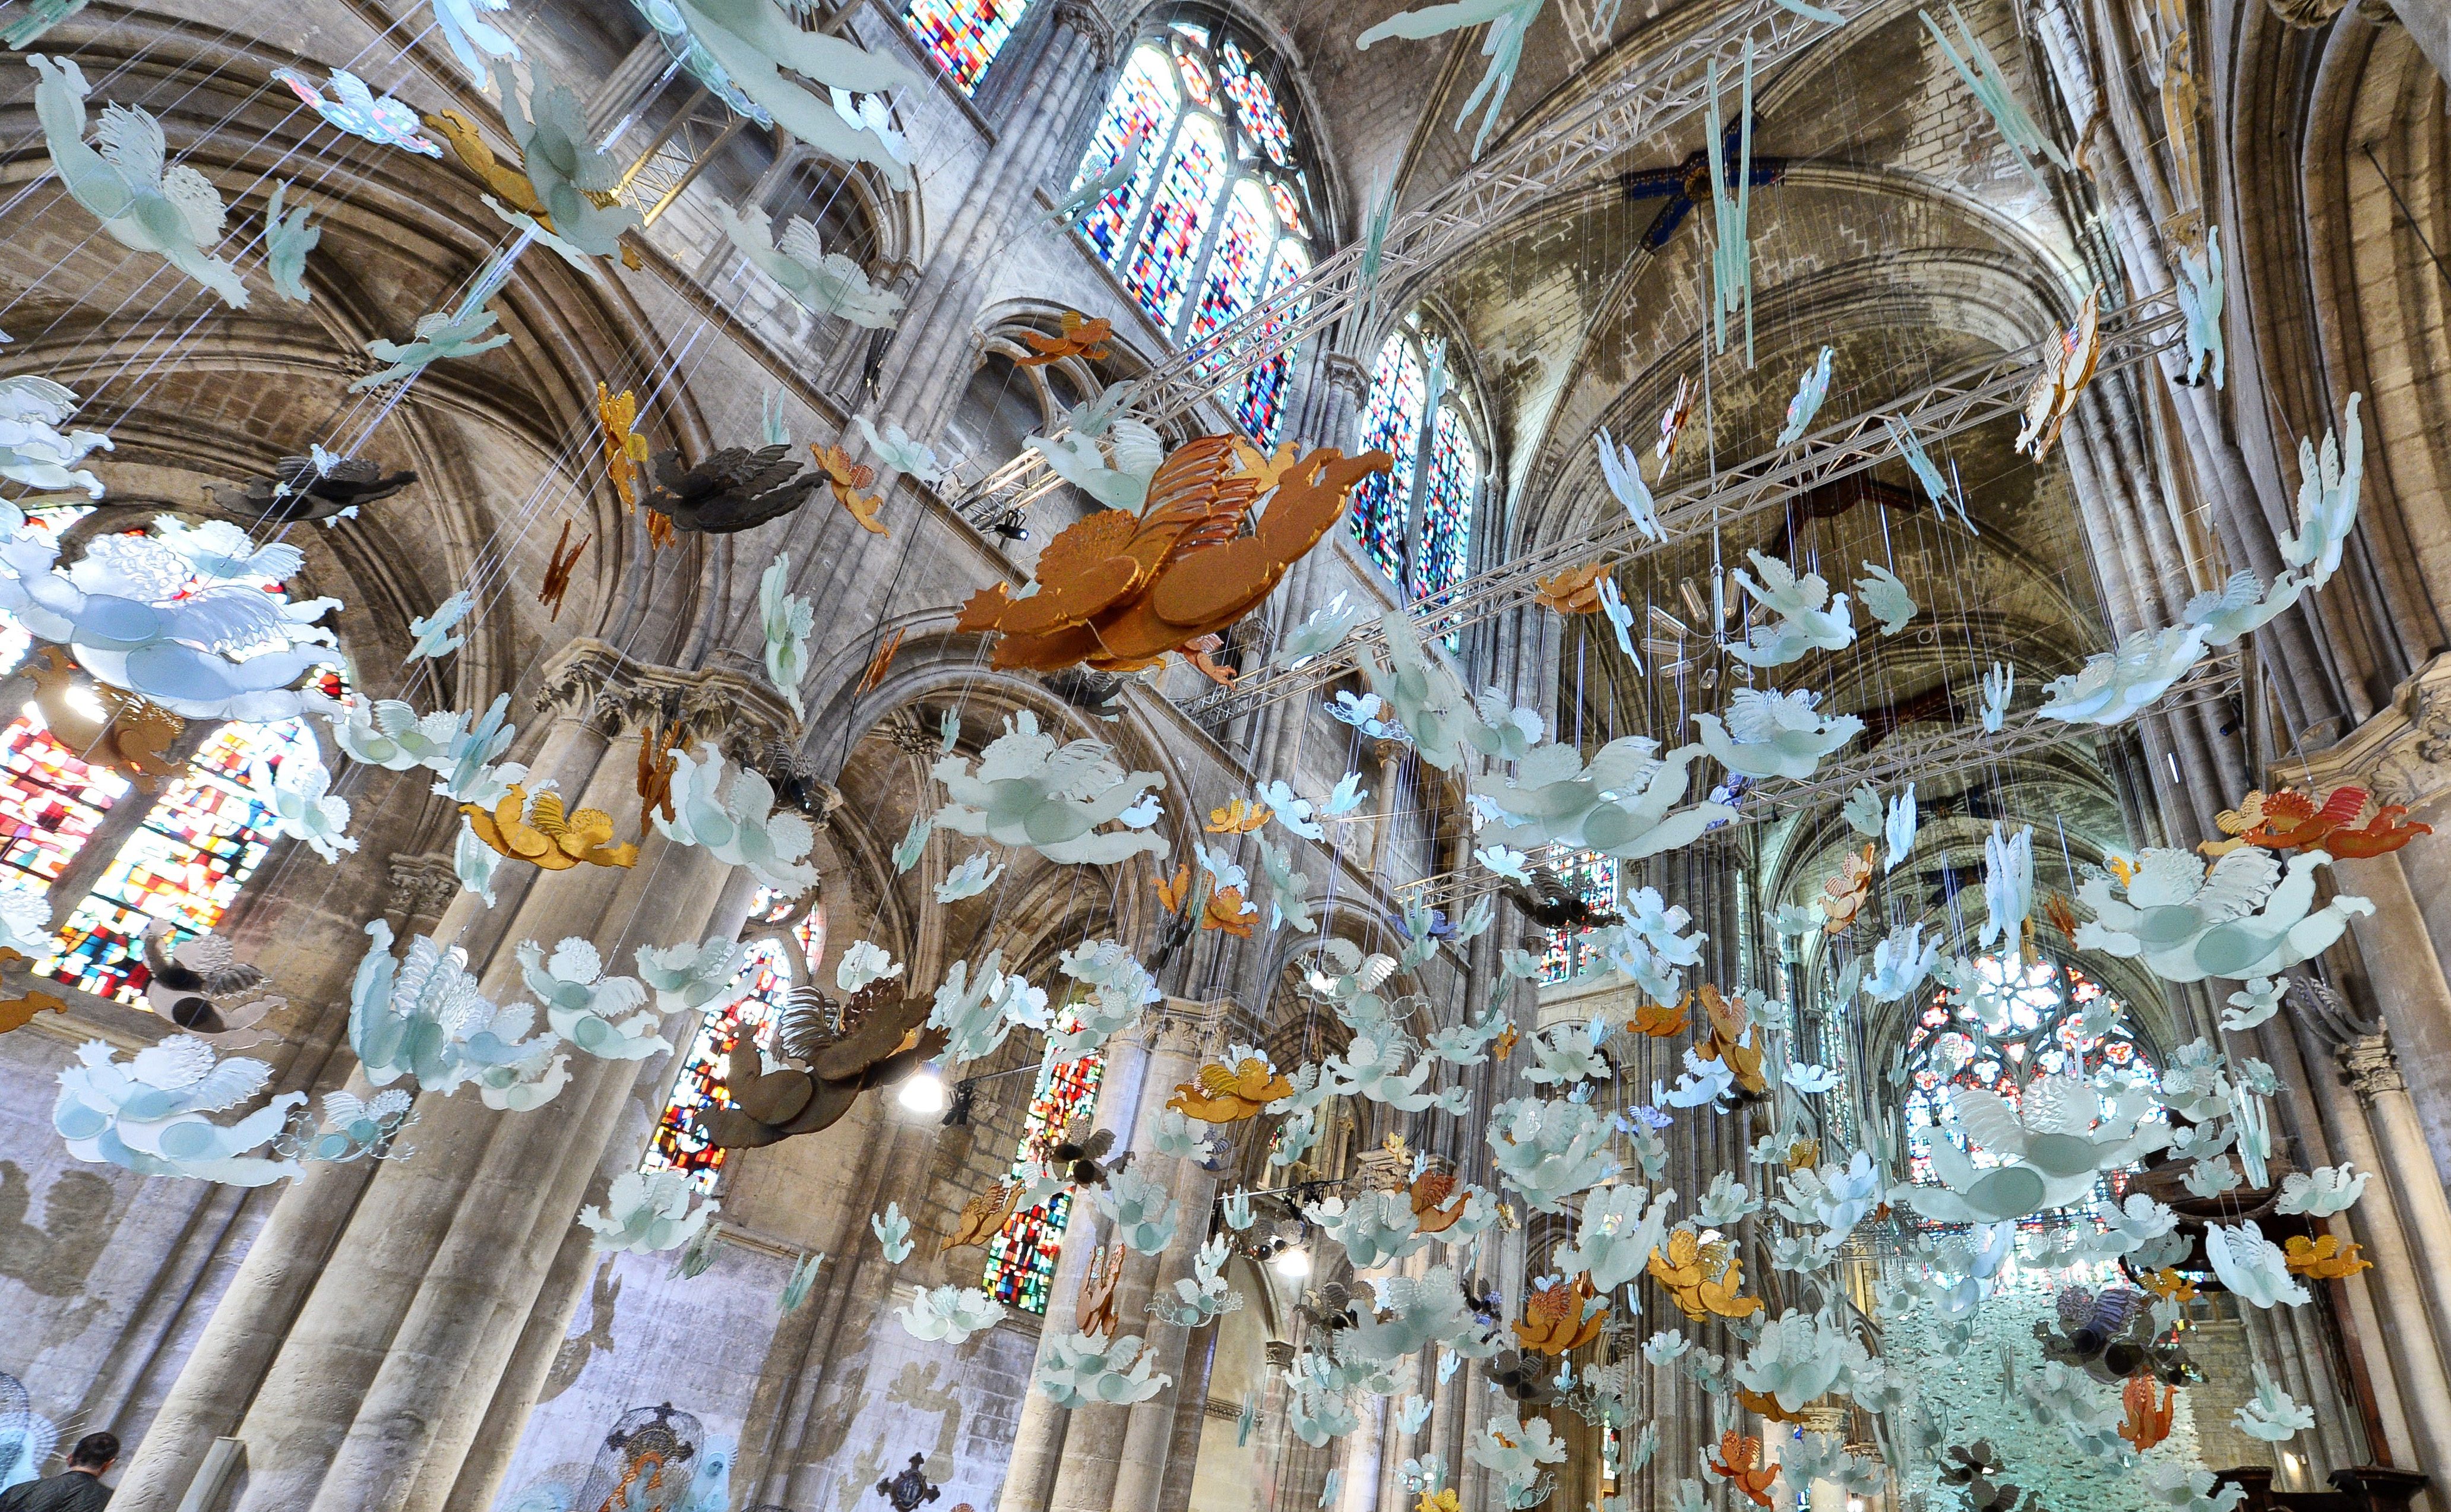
270;67;444;157
488;61;641;266
830;88;908;168
760;554;814;720
3;0;88;48
1596;571;1643;670
1979;660;2012;731
1596;426;1662;540
2036;624;2210;725
1840;783;1881;839
1768;0;1846;23
1703;46;1756;361
668;0;926;186
350;255;515;390
1050;125;1147;228
1358;0;1545;159
30;55;248;307
2177;225;2224;388
891;813;930;873
1276;590;1365;666
1728;549;1854;668
1978;822;2032;948
719;202;904;328
1358;173;1399;325
1881;413;1972;530
1885;783;1916;871
1854;562;1915;634
1320;771;1369;817
0;374;111;496
408;590;476;662
1691;687;1862;781
1921;5;2070;186
853;414;940;480
263;182;319;303
431;0;521;80
2181;568;2305;647
2278;393;2363;589
761;388;792;445
1776;344;1833;445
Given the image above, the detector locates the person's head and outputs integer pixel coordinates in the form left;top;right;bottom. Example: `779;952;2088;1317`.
66;1432;117;1475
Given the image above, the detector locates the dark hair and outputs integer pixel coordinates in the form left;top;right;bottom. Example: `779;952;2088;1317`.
68;1432;118;1469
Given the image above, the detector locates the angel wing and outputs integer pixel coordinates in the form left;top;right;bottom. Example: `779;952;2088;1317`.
94;100;166;189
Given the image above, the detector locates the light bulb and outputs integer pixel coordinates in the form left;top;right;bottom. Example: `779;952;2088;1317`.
897;1068;948;1114
1272;1245;1312;1279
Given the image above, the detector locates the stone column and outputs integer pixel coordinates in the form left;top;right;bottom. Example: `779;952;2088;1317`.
1111;1008;1231;1508
110;643;814;1512
1047;1001;1219;1512
997;1016;1161;1512
2336;1032;2451;1395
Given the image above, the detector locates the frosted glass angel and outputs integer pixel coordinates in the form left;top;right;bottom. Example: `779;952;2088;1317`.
759;554;813;720
1594;426;1663;540
1473;736;1731;859
2038;624;2210;725
666;0;926;185
1556;1184;1673;1292
350;919;562;1099
1326;1026;1462;1114
1098;1166;1181;1255
1861;921;1940;1003
1359;0;1545;157
350;257;515;389
1028;406;1166;510
1487;1096;1618;1212
2177;226;2226;388
1978;661;2013;732
1276;590;1366;666
271;66;443;156
1776;346;1833;445
255;754;356;862
1050;125;1148;227
720;203;905;328
2279;394;2364;589
2074;845;2371;982
30;55;248;306
1979;823;2031;948
430;0;521;79
1149;1235;1243;1327
1691;687;1863;781
580;1170;716;1253
1305;1188;1424;1269
518;938;663;1062
903;1285;1005;1343
2207;1220;2309;1308
53;1036;304;1187
483;61;643;265
1361;610;1482;770
2182;568;2307;647
929;710;1167;865
1855;563;1915;635
852;415;939;480
655;746;822;890
1347;1265;1482;1359
635;937;751;1016
1254;836;1317;933
2278;1162;2368;1216
1734;1310;1862;1413
1037;1330;1171;1406
0;375;112;497
1468;1410;1566;1510
1728;551;1854;668
263;182;318;303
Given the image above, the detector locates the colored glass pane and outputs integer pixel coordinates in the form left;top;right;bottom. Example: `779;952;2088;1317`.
641;937;795;1193
1901;956;2156;1187
1175;47;1216;107
1412;405;1478;602
1231;241;1310;446
42;719;314;1002
1123;114;1228;329
0;711;126;893
1217;42;1292;165
900;0;1029;94
1188;181;1273;350
1073;46;1178;268
1537;849;1620;985
1266;179;1305;236
983;1046;1105;1313
1349;333;1425;581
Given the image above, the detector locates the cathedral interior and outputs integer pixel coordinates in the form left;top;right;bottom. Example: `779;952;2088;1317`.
0;0;2443;1508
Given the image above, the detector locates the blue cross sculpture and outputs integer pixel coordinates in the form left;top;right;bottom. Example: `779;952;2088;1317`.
1618;116;1789;251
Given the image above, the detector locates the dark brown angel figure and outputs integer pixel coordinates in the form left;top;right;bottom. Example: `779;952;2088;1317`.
1500;865;1622;932
205;453;418;525
640;444;823;535
706;980;945;1149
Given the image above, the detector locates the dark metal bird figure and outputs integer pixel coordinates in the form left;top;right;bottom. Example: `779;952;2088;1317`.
205;454;418;525
707;980;946;1149
640;444;823;534
1500;866;1622;932
1045;1115;1131;1188
141;918;268;1033
1487;1350;1561;1406
1295;1281;1361;1334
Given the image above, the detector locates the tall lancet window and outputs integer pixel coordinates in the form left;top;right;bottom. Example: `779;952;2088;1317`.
1067;20;1319;446
903;0;1030;93
1350;321;1482;600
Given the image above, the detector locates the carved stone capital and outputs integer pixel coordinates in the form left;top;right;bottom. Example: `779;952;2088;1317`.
533;638;842;823
2271;651;2451;819
1264;1340;1298;1368
1145;995;1234;1060
2337;1033;2407;1102
1320;353;1372;404
1049;0;1121;64
387;853;461;916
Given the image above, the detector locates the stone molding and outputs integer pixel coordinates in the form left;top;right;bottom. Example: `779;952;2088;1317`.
533;638;843;823
386;853;461;918
2272;651;2451;818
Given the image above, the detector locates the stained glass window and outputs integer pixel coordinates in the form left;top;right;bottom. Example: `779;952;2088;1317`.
983;1045;1105;1313
1538;849;1621;985
1351;333;1427;581
1123;114;1228;328
1901;955;2157;1187
1072;45;1179;268
0;712;127;894
1072;25;1315;435
1413;405;1478;602
42;719;315;1001
900;0;1029;94
1216;42;1293;165
641;937;796;1194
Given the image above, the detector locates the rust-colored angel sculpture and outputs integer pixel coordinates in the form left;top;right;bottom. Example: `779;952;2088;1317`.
1513;1274;1605;1356
1533;562;1611;616
707;982;947;1149
4;647;185;790
943;1180;1022;1254
954;438;1390;672
1016;311;1112;368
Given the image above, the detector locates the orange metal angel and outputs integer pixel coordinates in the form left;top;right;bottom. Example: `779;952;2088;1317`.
1181;632;1237;688
2237;786;2363;850
1016;311;1113;367
1533;562;1611;616
812;442;888;534
637;719;679;837
1155;863;1196;915
955;438;1391;673
1695;984;1767;1095
2201;790;2269;856
8;646;185;790
2321;801;2432;859
1820;844;1877;932
943;1180;1022;1253
1513;1274;1606;1356
1411;1171;1472;1233
1076;1243;1121;1336
539;518;592;621
855;627;905;697
1628;994;1691;1037
2043;891;2080;942
1203;885;1257;937
1206;799;1272;834
2285;1232;2372;1279
461;786;639;871
1707;1432;1779;1507
1168;1056;1292;1122
597;382;650;509
2119;1375;2177;1451
1648;1230;1762;1321
1654;374;1697;479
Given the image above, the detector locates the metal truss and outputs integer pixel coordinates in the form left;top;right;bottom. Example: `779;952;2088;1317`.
613;84;750;230
1186;290;2189;729
1393;663;2239;910
950;0;1878;524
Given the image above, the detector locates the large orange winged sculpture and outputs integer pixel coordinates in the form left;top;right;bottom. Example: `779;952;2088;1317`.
956;437;1390;672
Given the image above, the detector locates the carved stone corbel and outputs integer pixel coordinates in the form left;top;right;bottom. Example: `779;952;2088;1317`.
533;638;843;824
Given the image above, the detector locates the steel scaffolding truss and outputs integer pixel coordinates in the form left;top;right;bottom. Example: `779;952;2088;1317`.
950;0;1878;523
1185;290;2187;730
